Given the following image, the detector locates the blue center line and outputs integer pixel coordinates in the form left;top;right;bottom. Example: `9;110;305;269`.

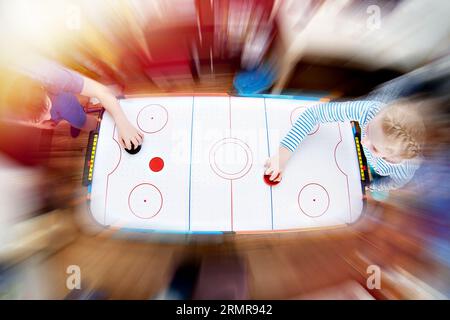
188;96;195;231
263;98;274;230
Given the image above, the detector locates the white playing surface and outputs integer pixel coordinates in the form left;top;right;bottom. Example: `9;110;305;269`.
89;96;364;232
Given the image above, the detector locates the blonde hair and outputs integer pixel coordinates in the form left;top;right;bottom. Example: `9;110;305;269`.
379;99;426;159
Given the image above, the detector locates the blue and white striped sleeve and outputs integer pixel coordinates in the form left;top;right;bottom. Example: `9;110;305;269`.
370;176;406;191
369;162;418;191
280;100;376;152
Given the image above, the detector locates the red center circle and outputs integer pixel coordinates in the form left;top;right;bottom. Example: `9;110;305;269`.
149;157;164;172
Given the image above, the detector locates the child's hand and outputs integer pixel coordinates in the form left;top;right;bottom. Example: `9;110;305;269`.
117;120;144;150
264;146;293;182
264;155;283;182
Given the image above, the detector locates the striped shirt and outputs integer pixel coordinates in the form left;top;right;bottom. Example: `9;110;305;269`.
280;100;421;191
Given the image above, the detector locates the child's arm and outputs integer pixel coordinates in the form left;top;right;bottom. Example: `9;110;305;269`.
369;176;401;191
281;100;377;152
369;164;418;191
15;57;143;149
265;100;380;181
80;77;143;150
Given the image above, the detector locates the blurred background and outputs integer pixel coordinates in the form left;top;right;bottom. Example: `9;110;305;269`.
0;0;449;299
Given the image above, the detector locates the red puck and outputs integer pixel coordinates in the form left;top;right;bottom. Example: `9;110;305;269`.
149;157;164;172
264;174;281;186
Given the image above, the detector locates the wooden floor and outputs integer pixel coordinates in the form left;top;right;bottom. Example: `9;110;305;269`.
27;74;444;299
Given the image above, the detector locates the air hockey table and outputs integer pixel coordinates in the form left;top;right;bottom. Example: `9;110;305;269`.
83;94;369;234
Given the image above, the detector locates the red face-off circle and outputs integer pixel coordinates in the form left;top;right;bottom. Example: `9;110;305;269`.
149;157;164;172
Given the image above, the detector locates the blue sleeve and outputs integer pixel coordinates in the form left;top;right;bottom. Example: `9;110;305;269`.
280;100;380;152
